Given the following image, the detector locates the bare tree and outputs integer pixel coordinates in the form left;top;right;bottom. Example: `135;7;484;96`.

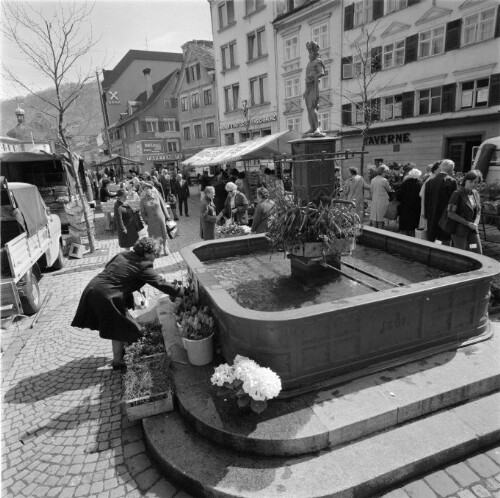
1;0;100;251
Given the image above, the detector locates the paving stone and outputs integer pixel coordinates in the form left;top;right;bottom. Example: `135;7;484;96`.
488;449;500;466
109;486;127;498
486;478;500;491
447;463;481;487
123;441;146;458
472;484;493;497
425;470;460;497
134;467;161;491
143;478;178;498
468;455;500;478
403;481;437;498
458;491;477;498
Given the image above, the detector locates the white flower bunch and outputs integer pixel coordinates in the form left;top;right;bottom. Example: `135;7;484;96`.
211;355;282;413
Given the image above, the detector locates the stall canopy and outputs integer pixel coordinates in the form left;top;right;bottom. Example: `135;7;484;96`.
181;130;301;167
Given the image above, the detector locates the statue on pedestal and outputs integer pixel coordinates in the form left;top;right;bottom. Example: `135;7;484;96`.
303;41;326;137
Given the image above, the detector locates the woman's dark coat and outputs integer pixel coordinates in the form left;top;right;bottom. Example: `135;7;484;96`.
200;196;217;240
447;188;481;237
214;178;228;214
114;199;140;248
71;251;178;342
395;177;422;231
222;191;249;225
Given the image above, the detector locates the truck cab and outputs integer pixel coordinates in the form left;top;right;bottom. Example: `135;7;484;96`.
1;177;64;317
472;136;500;184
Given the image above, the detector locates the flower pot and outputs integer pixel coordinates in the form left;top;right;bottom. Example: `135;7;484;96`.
290;238;355;258
184;334;214;366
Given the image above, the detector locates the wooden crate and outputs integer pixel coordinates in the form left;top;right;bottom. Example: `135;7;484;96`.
123;390;173;421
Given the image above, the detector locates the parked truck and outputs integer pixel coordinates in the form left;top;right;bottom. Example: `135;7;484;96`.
1;177;64;317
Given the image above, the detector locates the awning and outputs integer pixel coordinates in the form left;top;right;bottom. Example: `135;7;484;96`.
181;130;301;167
92;155;144;167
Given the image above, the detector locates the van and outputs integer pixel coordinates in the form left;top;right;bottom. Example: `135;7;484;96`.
472;136;500;184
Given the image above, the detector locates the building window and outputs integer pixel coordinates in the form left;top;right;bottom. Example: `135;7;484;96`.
463;8;496;45
167;141;179;152
218;0;234;29
353;103;364;124
191;93;200;108
460;78;489;109
163;99;171;107
285;77;300;98
353;52;371;76
418;87;442;115
146;120;158;132
312;23;328;49
203;88;213;105
221;41;237;70
194;124;202;139
225;132;234;145
245;0;264;14
115;128;121;139
318;66;330;90
163;119;176;131
287;117;301;133
381;95;402;120
383;39;405;69
250;74;269;105
206;122;215;138
386;0;407;14
186;63;201;83
418;26;445;58
318;111;330;131
183;127;191;141
353;0;373;27
284;35;298;61
248;27;267;61
181;96;188;111
224;83;240;112
134;121;140;134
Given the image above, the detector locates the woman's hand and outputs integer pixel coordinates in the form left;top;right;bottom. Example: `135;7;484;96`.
468;222;478;232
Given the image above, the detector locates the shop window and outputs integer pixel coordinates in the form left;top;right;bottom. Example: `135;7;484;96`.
245;0;265;14
249;74;269;105
224;83;240;112
218;0;234;29
381;95;402;120
284;35;298;61
206;122;215;137
183;127;191;141
248;27;267;61
221;41;237;70
463;7;496;46
204;88;213;105
318;111;330;131
418;26;445;58
418;87;442;115
285;77;300;98
181;96;188;112
194;124;202;139
287;116;301;133
353;0;373;27
191;93;200;109
386;0;407;14
312;23;328;49
167;141;179;152
460;78;489;109
383;40;405;69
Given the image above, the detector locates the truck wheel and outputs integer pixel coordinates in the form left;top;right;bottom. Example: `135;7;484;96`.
51;244;65;270
20;273;41;315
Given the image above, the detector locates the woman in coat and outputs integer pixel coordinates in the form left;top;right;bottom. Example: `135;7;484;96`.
446;170;483;254
99;177;115;202
114;189;141;249
395;168;422;237
343;167;370;220
214;171;229;215
218;182;249;225
369;164;392;229
251;187;275;234
200;186;217;240
71;237;182;369
140;183;171;256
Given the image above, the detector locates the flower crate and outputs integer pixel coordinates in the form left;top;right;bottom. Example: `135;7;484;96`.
123;390;173;421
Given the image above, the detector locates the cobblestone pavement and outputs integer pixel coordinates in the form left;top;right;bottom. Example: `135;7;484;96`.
1;187;500;497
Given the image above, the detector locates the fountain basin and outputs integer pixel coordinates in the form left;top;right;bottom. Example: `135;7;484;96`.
180;227;499;392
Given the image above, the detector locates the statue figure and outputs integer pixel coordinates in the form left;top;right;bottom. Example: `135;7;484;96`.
303;41;326;137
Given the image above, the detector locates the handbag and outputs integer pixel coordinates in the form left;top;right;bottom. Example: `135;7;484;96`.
384;200;400;220
166;220;179;239
438;209;457;234
132;210;145;231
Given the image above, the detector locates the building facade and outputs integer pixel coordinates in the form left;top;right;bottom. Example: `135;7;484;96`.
175;40;220;171
209;0;280;146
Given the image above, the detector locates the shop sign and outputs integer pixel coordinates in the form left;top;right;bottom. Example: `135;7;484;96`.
140;140;164;154
365;133;411;146
145;153;184;161
220;114;277;130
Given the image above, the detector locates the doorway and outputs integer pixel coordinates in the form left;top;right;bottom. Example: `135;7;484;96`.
446;136;482;173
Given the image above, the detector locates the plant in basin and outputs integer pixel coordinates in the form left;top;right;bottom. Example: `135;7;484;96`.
211;355;282;414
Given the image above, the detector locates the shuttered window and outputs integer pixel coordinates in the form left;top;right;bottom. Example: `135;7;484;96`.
342;104;352;126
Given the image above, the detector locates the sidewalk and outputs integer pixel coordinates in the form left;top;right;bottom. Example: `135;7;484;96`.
1;190;499;498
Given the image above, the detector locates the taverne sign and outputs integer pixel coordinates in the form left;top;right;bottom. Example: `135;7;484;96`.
365;133;411;146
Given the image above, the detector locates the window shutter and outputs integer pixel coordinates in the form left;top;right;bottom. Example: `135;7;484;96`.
344;4;354;31
141;121;148;133
408;0;420;6
495;5;500;38
489;73;500;106
445;19;461;52
401;91;415;118
372;0;384;20
158;120;166;132
371;47;382;72
441;83;456;112
370;98;380;121
405;34;418;64
196;63;201;80
185;68;190;84
342;103;352;126
342;56;353;79
175;120;180;132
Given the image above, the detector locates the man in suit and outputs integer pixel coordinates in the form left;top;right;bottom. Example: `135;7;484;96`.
424;159;458;244
174;173;190;217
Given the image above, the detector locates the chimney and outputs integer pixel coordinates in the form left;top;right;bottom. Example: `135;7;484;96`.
143;68;153;99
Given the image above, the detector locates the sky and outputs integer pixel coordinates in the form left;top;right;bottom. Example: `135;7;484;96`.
0;0;214;101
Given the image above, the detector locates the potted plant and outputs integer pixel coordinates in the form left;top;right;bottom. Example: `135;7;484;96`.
267;193;362;258
122;323;174;420
173;279;216;366
211;355;282;414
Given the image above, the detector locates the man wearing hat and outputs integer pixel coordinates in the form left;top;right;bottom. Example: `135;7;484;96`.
217;182;249;225
174;173;190;217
